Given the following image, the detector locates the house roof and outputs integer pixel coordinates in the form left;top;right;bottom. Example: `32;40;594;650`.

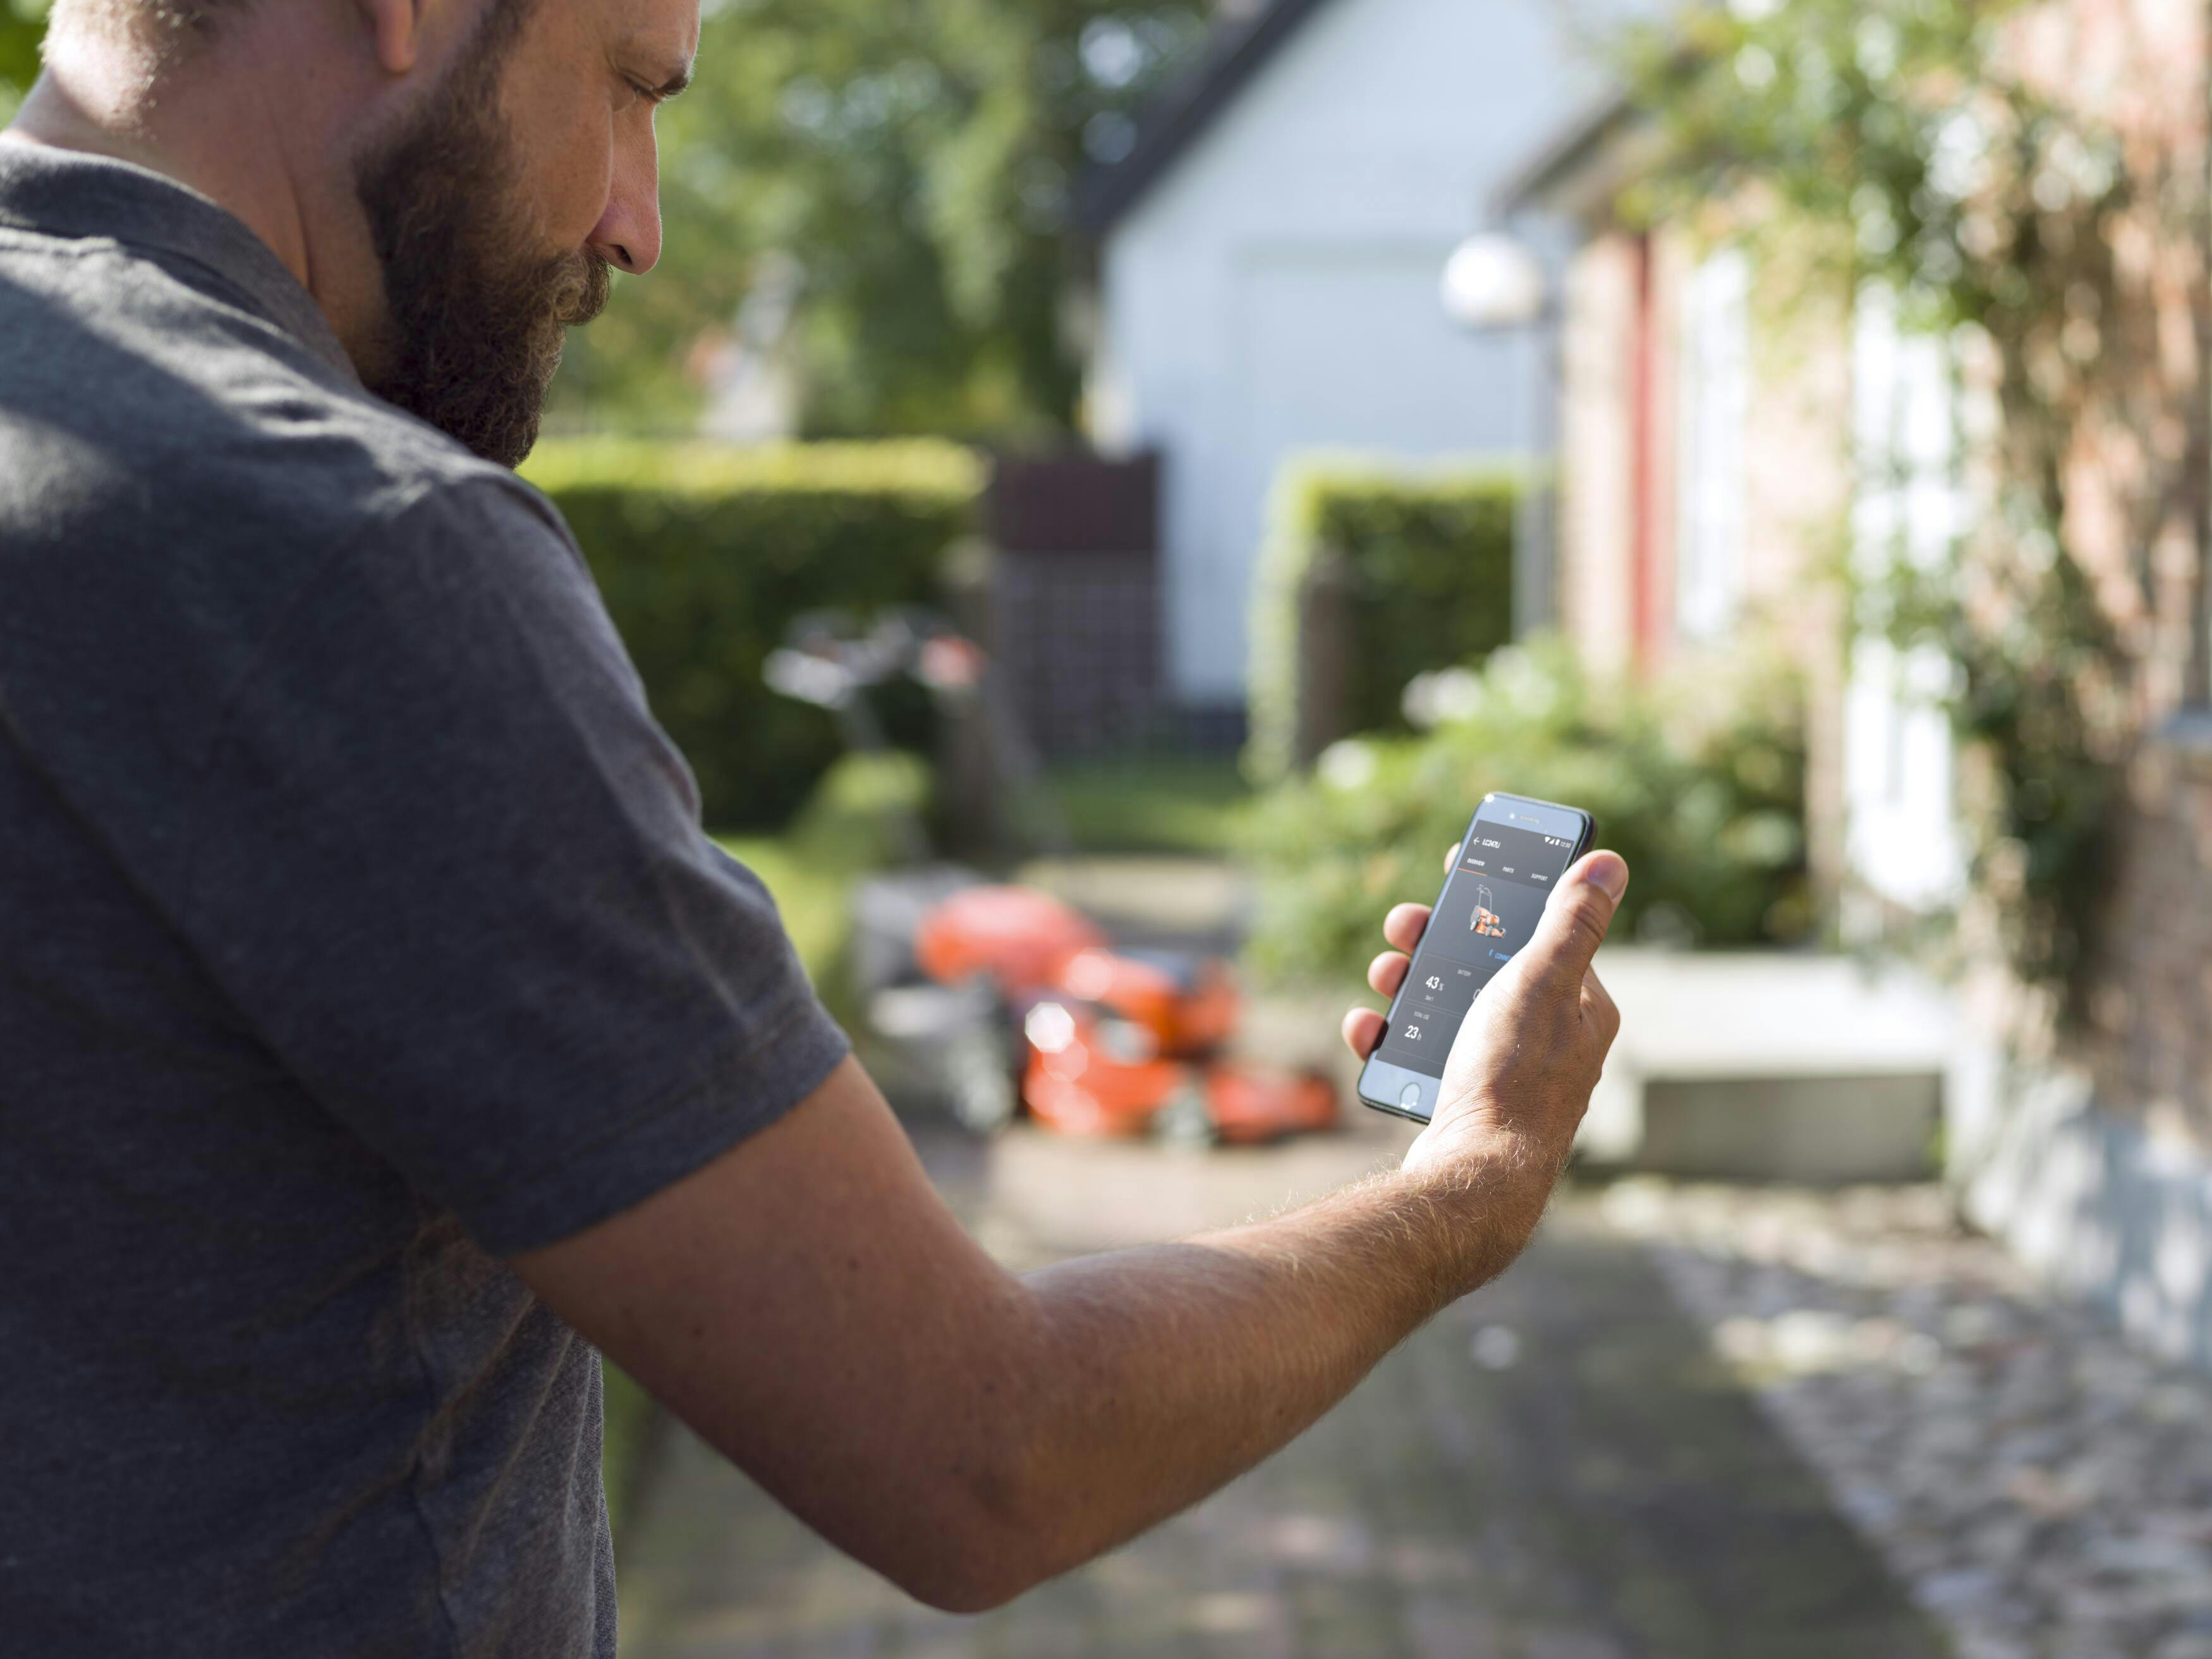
1490;92;1650;222
1075;0;1343;233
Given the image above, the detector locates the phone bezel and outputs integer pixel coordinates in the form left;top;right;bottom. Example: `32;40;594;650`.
1356;793;1595;1126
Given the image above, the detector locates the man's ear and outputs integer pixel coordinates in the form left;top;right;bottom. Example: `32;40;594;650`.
354;0;428;76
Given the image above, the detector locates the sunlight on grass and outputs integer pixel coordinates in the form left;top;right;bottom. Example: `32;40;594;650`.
714;835;861;981
1041;753;1253;856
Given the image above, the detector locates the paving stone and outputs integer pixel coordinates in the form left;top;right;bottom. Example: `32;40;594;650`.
1605;1176;2212;1659
614;1132;1948;1658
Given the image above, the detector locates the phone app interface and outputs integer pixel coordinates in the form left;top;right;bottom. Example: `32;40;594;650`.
1376;820;1578;1078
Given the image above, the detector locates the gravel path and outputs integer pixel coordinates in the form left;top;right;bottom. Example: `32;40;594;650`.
1602;1179;2212;1659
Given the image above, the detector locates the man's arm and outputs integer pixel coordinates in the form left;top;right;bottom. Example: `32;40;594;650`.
513;851;1627;1612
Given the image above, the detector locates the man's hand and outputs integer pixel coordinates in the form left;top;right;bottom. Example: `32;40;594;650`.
1343;845;1627;1273
517;847;1629;1613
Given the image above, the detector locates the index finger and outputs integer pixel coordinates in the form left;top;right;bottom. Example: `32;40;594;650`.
1384;902;1430;954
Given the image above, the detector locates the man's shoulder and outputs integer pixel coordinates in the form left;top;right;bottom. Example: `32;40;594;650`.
0;218;561;564
0;228;587;781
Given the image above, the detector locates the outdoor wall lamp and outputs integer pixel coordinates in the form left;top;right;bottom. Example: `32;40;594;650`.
1440;231;1550;332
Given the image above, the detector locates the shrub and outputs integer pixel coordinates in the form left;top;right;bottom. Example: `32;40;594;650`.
522;440;986;829
787;750;936;871
600;1360;658;1541
1242;638;1813;985
1248;459;1521;783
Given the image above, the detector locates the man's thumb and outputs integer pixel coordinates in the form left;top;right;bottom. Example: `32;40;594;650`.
1524;852;1628;983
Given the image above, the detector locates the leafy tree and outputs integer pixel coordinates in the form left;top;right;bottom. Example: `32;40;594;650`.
0;0;47;115
1618;0;2208;1000
3;0;1206;442
551;0;1206;441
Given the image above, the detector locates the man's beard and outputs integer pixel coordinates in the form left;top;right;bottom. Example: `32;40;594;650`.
353;0;609;468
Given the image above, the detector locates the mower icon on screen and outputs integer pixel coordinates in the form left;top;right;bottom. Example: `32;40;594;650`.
1469;883;1507;939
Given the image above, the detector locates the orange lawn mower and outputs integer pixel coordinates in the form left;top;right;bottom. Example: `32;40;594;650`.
768;611;1339;1146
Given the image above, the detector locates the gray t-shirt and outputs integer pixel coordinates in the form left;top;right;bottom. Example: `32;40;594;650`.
0;142;851;1656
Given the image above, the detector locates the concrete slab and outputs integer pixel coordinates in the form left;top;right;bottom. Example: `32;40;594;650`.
1580;951;1957;1183
1586;950;1959;1077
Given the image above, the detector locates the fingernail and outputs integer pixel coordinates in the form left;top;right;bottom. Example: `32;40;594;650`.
1582;852;1629;901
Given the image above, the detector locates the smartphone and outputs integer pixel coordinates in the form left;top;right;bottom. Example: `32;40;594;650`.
1358;792;1595;1124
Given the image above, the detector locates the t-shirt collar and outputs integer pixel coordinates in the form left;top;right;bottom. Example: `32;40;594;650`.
0;137;360;384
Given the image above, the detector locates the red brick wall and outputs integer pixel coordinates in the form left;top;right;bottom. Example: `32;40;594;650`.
1555;222;1852;897
1558;231;1643;676
1552;0;2207;1035
2038;0;2212;1139
2086;732;2212;1142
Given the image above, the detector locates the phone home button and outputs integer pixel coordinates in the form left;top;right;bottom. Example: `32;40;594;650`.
1399;1081;1425;1112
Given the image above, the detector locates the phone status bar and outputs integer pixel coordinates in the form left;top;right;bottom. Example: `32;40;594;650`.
1457;822;1574;890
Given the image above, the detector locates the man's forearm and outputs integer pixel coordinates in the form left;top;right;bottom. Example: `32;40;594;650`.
521;856;1622;1615
983;1139;1553;1594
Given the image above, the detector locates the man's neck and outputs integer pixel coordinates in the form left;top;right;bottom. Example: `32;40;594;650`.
8;37;387;377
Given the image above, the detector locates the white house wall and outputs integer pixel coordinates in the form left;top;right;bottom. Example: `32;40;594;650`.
1091;0;1613;705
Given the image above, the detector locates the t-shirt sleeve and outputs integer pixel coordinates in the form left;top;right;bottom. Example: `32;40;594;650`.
178;477;851;1255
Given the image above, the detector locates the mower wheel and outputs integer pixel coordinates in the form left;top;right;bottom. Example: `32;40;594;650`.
944;1025;1018;1136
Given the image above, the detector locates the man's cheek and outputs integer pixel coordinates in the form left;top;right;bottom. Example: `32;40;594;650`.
506;80;614;247
552;121;618;250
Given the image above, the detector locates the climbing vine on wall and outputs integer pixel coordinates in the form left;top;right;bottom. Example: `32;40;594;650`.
1619;0;2208;1004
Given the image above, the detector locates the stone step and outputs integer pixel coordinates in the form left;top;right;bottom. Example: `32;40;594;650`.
1579;949;1955;1183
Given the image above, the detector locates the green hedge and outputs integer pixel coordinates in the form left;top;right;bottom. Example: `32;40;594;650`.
1248;459;1521;783
522;440;985;829
1243;638;1813;985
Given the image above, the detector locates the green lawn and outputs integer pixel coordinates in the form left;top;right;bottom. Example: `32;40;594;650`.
1039;752;1253;856
715;834;864;979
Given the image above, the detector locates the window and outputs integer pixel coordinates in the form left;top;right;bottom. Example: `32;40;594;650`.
1675;246;1750;642
1844;284;1967;912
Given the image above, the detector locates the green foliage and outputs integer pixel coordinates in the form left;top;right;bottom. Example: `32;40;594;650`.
717;823;884;994
1617;0;2095;323
600;1360;657;1541
1871;513;2125;988
550;0;1207;441
1248;460;1521;785
1243;640;1812;987
521;439;985;830
0;0;46;119
1618;0;2165;997
789;750;934;868
0;1;1209;437
1041;753;1253;856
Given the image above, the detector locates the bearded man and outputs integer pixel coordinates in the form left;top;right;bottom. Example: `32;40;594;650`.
0;4;1629;1655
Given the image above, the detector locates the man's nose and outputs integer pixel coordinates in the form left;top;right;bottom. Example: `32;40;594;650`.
589;154;663;275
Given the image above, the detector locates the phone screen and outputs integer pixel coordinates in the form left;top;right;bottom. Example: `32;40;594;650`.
1366;801;1586;1110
